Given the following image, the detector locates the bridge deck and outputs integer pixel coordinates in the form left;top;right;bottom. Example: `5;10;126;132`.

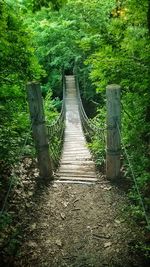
56;76;97;184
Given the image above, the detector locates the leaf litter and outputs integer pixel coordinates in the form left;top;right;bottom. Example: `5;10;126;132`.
0;158;146;267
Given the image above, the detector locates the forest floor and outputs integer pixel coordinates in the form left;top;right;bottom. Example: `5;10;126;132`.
0;158;148;267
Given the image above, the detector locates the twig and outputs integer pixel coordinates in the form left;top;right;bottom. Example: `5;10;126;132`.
92;233;110;239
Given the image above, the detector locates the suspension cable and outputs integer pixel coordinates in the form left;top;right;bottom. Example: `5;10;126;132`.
47;72;66;169
116;122;150;229
0;124;32;216
74;63;149;227
74;69;105;138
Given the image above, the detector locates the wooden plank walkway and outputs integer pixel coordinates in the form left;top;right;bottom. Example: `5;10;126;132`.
56;76;97;184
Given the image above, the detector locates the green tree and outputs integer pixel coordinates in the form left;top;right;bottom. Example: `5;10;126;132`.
0;0;43;167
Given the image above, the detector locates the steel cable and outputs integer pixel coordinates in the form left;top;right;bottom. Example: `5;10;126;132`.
75;72;105;140
47;73;66;170
116;122;150;229
0;124;32;215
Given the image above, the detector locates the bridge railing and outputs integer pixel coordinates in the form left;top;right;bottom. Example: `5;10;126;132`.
75;73;105;138
74;69;106;167
47;73;66;171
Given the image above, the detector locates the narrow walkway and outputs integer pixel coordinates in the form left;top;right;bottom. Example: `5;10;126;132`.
56;76;97;184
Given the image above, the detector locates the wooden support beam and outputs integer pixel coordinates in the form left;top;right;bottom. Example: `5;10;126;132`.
106;84;121;180
26;82;53;180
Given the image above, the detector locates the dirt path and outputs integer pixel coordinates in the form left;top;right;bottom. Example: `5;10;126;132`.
14;176;142;267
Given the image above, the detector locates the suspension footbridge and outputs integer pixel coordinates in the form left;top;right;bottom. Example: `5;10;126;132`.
56;76;97;184
1;72;149;231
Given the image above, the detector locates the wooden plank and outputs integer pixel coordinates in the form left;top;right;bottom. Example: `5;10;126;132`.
58;172;96;178
55;179;97;184
57;176;97;181
60;161;95;165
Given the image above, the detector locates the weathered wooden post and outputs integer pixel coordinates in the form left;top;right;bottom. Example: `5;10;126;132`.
106;84;121;180
26;82;53;180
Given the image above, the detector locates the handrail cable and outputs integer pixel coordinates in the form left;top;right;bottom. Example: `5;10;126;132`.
47;72;66;129
74;67;105;141
116;122;150;229
0;124;32;216
47;72;66;169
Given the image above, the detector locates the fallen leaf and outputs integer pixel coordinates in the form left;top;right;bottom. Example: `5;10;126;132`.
28;191;33;197
104;242;112;248
45;239;51;245
63;201;69;207
103;186;112;191
30;223;36;230
26;203;31;208
115;219;121;224
60;213;65;220
27;241;37;248
55;240;62;247
52;184;58;188
41;223;49;228
34;171;39;177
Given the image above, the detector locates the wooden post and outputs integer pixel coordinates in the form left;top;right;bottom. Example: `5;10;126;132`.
26;82;53;180
106;84;121;180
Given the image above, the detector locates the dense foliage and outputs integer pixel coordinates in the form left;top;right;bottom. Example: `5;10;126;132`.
0;0;150;262
0;0;58;230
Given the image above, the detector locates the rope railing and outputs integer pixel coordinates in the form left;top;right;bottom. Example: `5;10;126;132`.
47;73;66;170
0;125;33;216
116;122;150;229
74;70;105;142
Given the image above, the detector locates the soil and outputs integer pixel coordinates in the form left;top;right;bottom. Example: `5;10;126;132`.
1;156;149;267
7;169;145;267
